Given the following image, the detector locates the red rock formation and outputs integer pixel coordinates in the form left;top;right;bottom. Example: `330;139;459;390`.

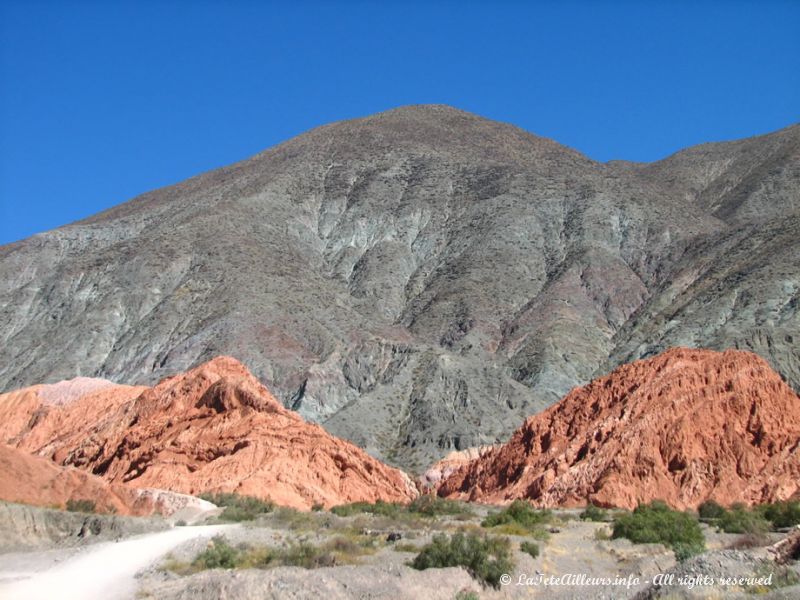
437;348;800;510
0;444;144;515
1;357;417;510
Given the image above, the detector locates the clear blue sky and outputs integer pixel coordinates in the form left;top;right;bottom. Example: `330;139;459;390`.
1;1;798;244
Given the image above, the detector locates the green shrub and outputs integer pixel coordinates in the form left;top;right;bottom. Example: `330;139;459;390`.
199;492;274;522
697;500;726;521
311;502;325;512
65;499;96;513
411;532;514;588
482;500;551;531
330;500;404;518
520;540;540;558
408;495;473;517
182;533;377;573
193;536;238;569
717;504;770;534
612;501;705;559
756;501;800;529
579;504;607;522
330;496;472;519
454;591;480;600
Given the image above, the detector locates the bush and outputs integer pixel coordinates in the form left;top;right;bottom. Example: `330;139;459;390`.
520;540;540;558
612;501;705;559
717;504;770;534
408;495;473;517
410;532;514;588
193;536;238;569
330;500;404;518
183;534;377;573
580;504;607;522
330;496;472;519
756;501;800;529
482;500;551;531
65;499;96;513
199;492;274;522
697;500;726;521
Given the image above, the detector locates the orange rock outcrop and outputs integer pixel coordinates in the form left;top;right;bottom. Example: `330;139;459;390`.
0;443;145;515
437;348;800;510
1;357;417;510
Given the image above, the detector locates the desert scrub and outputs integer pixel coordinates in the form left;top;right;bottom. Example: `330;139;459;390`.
756;501;800;529
65;499;96;513
330;495;472;520
482;500;551;537
697;499;726;521
717;504;770;534
408;495;473;518
331;500;404;518
411;532;514;588
579;504;607;522
199;492;274;522
612;501;705;560
193;535;239;569
520;540;540;558
174;534;378;574
268;506;332;531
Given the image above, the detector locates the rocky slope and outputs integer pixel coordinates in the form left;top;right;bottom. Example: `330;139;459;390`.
437;348;800;509
0;105;797;468
0;357;417;510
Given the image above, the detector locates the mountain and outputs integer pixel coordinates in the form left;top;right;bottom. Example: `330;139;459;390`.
0;357;417;510
436;348;800;510
0;105;798;469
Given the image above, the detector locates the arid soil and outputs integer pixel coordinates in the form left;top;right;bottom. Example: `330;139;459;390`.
438;348;800;509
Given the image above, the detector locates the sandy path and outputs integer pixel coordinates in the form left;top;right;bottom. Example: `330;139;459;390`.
0;524;236;600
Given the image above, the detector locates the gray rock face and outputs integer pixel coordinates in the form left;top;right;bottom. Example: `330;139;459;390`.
1;105;798;470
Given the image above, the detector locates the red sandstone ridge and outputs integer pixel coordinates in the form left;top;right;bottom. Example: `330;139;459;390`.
0;444;143;515
0;357;417;510
437;348;800;510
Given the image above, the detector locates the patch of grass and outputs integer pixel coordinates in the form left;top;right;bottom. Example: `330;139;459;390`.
482;500;552;538
65;499;96;513
410;532;515;589
611;501;705;560
520;540;540;558
717;504;770;534
580;504;607;522
454;590;480;600
199;492;274;522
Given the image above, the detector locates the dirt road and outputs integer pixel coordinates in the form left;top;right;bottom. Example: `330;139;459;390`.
0;524;236;600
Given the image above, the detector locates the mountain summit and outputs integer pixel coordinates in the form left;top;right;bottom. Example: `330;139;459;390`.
1;106;798;468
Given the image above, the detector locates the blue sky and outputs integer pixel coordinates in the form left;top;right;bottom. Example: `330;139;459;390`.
1;1;798;244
